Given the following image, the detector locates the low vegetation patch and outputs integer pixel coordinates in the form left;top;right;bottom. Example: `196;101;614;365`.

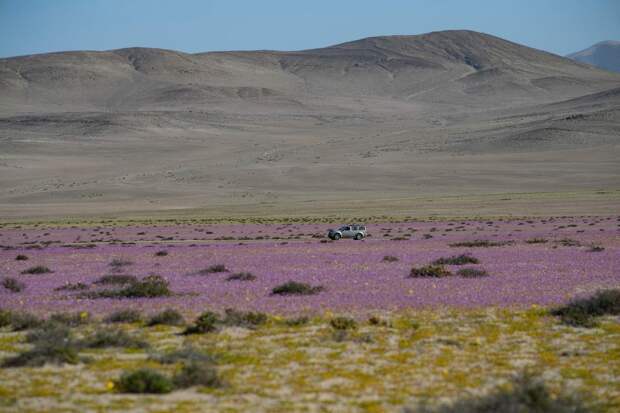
2;277;25;293
432;254;479;265
182;311;219;335
109;258;133;268
551;289;620;327
382;255;399;262
154;346;215;365
409;372;597;413
54;282;89;291
80;328;148;349
197;264;228;274
85;275;171;299
271;281;324;295
409;265;452;278
226;272;256;281
449;240;513;248
115;369;173;394
525;238;548;244
93;274;138;285
15;254;28;261
4;322;81;368
146;308;184;326
20;265;52;275
8;312;43;331
172;362;222;389
457;268;489;278
221;309;267;328
49;312;91;326
154;250;168;257
105;309;143;324
330;317;357;330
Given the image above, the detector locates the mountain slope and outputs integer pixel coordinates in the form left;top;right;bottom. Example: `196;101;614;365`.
1;30;618;114
567;41;620;73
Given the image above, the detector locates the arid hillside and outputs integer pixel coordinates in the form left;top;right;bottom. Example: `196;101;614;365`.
0;30;619;218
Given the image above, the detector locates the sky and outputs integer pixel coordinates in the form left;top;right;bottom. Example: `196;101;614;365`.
1;0;619;58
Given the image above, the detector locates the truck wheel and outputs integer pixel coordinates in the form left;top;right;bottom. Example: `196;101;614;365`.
354;233;363;240
333;233;341;240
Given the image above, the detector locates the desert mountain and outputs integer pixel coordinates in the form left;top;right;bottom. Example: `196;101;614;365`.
0;30;618;218
567;40;620;73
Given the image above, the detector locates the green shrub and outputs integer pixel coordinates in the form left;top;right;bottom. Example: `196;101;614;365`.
172;363;222;389
54;282;89;291
94;274;138;285
409;265;452;278
2;277;25;293
457;268;489;278
15;254;28;261
330;317;357;330
182;311;219;335
154;250;168;257
80;329;148;349
432;254;479;265
382;255;399;262
408;372;597;413
551;289;620;327
4;322;80;368
49;312;91;326
120;275;171;298
109;258;133;268
10;312;43;331
525;238;548;244
271;281;324;295
221;309;267;328
21;265;52;275
115;369;173;394
0;310;11;328
198;264;228;274
154;346;215;365
105;309;143;324
226;272;256;281
448;240;513;248
146;308;184;326
284;316;310;326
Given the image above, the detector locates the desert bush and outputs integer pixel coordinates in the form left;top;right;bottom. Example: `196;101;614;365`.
94;274;138;285
382;255;399;262
0;310;11;328
271;281;324;295
54;282;89;291
226;272;256;281
49;311;91;326
154;250;168;257
15;254;28;261
146;308;184;326
9;312;43;331
551;289;620;327
409;265;452;278
555;238;581;247
330;317;357;330
172;363;222;389
115;369;173;394
587;244;605;252
457;268;489;278
182;311;219;335
368;316;391;327
80;328;148;349
448;240;513;248
109;258;133;268
284;316;310;326
407;372;597;413
198;264;228;274
221;309;267;328
120;275;171;298
105;309;143;324
2;277;25;293
4;322;80;368
21;265;52;275
432;254;479;265
154;346;215;365
525;238;548;244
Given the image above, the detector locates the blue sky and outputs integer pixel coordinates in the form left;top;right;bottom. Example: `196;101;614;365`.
1;0;619;58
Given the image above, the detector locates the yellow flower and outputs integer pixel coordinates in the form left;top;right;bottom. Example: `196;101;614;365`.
80;311;89;319
324;310;334;318
273;315;283;321
106;381;115;390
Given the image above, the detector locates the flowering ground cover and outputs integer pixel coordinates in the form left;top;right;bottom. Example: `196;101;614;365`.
0;215;619;412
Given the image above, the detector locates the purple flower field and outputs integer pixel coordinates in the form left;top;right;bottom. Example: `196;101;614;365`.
1;216;618;317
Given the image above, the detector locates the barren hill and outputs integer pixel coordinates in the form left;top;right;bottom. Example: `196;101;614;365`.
568;40;620;73
0;30;619;218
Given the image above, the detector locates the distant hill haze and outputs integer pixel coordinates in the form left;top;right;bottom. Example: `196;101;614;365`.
0;30;619;218
567;41;620;73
